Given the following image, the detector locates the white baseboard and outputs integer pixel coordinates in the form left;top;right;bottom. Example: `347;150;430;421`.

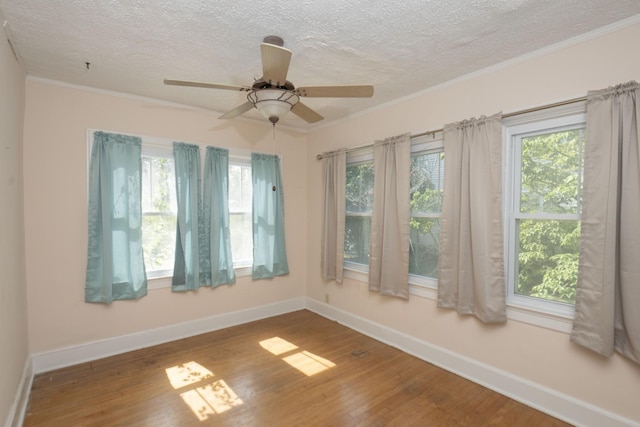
5;357;33;427
21;296;638;427
305;298;639;427
31;297;305;374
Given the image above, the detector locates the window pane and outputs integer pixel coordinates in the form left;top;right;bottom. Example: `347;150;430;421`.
516;219;580;304
520;129;584;214
229;164;252;213
229;163;252;268
345;161;374;266
410;152;444;214
409;218;440;278
346;162;374;213
142;214;176;276
344;215;371;264
230;212;252;267
409;150;443;279
141;156;177;277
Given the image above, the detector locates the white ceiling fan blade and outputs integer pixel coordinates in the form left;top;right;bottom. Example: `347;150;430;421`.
164;79;251;92
295;85;374;98
219;101;254;119
260;43;292;86
291;102;324;123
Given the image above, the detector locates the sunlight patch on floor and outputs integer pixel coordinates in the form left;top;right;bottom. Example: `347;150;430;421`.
283;350;336;376
179;379;243;421
165;361;243;421
165;361;214;389
259;336;299;355
259;337;336;377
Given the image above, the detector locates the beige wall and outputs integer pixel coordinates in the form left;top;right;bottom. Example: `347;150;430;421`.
306;22;640;421
0;26;28;425
15;16;640;425
23;81;308;353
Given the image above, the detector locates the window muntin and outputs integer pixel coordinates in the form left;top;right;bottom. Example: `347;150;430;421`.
409;142;444;281
506;114;585;314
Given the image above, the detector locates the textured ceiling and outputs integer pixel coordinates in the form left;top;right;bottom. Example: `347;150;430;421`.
1;0;639;129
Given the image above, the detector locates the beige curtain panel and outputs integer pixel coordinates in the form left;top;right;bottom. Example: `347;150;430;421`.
320;149;347;283
369;134;412;299
571;81;640;364
437;113;506;323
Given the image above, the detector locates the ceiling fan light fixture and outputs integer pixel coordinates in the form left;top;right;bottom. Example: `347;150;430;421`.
248;89;299;124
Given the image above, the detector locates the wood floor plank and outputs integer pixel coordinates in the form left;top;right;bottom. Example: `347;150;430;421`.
24;310;571;426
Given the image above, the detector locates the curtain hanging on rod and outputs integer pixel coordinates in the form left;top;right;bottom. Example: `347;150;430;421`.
315;95;586;160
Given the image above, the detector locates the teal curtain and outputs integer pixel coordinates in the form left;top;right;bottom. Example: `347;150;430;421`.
172;142;203;291
251;153;289;279
203;147;236;286
85;131;147;303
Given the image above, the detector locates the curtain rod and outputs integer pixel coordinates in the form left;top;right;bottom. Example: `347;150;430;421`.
315;95;587;160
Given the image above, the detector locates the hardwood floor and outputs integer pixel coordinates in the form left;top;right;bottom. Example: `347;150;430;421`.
25;310;570;426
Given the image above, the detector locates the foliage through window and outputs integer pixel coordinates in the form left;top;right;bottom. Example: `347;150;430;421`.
506;113;585;313
141;155;177;278
409;141;444;280
341;109;586;323
343;139;444;284
344;155;374;266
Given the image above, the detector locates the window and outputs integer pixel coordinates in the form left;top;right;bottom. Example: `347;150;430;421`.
344;149;374;269
88;130;253;285
409;137;444;284
141;151;177;279
505;111;586;317
343;139;444;286
228;158;253;268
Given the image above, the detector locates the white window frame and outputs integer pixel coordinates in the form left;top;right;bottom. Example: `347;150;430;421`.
341;104;588;333
408;134;444;292
503;103;586;332
140;139;177;284
342;136;444;299
344;146;374;277
228;154;253;277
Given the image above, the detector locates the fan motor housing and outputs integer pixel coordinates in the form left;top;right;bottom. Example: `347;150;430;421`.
253;78;295;91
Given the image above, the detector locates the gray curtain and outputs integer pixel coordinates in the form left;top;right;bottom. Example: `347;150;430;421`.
437;113;506;323
571;81;640;364
321;149;346;283
369;134;411;299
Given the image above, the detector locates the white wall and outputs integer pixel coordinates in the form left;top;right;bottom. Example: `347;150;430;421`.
0;22;28;426
306;21;640;423
22;81;309;354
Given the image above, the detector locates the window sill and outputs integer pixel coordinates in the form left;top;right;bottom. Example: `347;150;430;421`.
343;266;438;299
506;301;573;334
342;265;573;334
147;265;253;290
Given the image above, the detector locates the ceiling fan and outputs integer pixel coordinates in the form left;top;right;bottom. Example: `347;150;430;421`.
164;35;374;125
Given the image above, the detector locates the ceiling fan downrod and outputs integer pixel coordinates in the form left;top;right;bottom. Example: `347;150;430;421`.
262;35;284;47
